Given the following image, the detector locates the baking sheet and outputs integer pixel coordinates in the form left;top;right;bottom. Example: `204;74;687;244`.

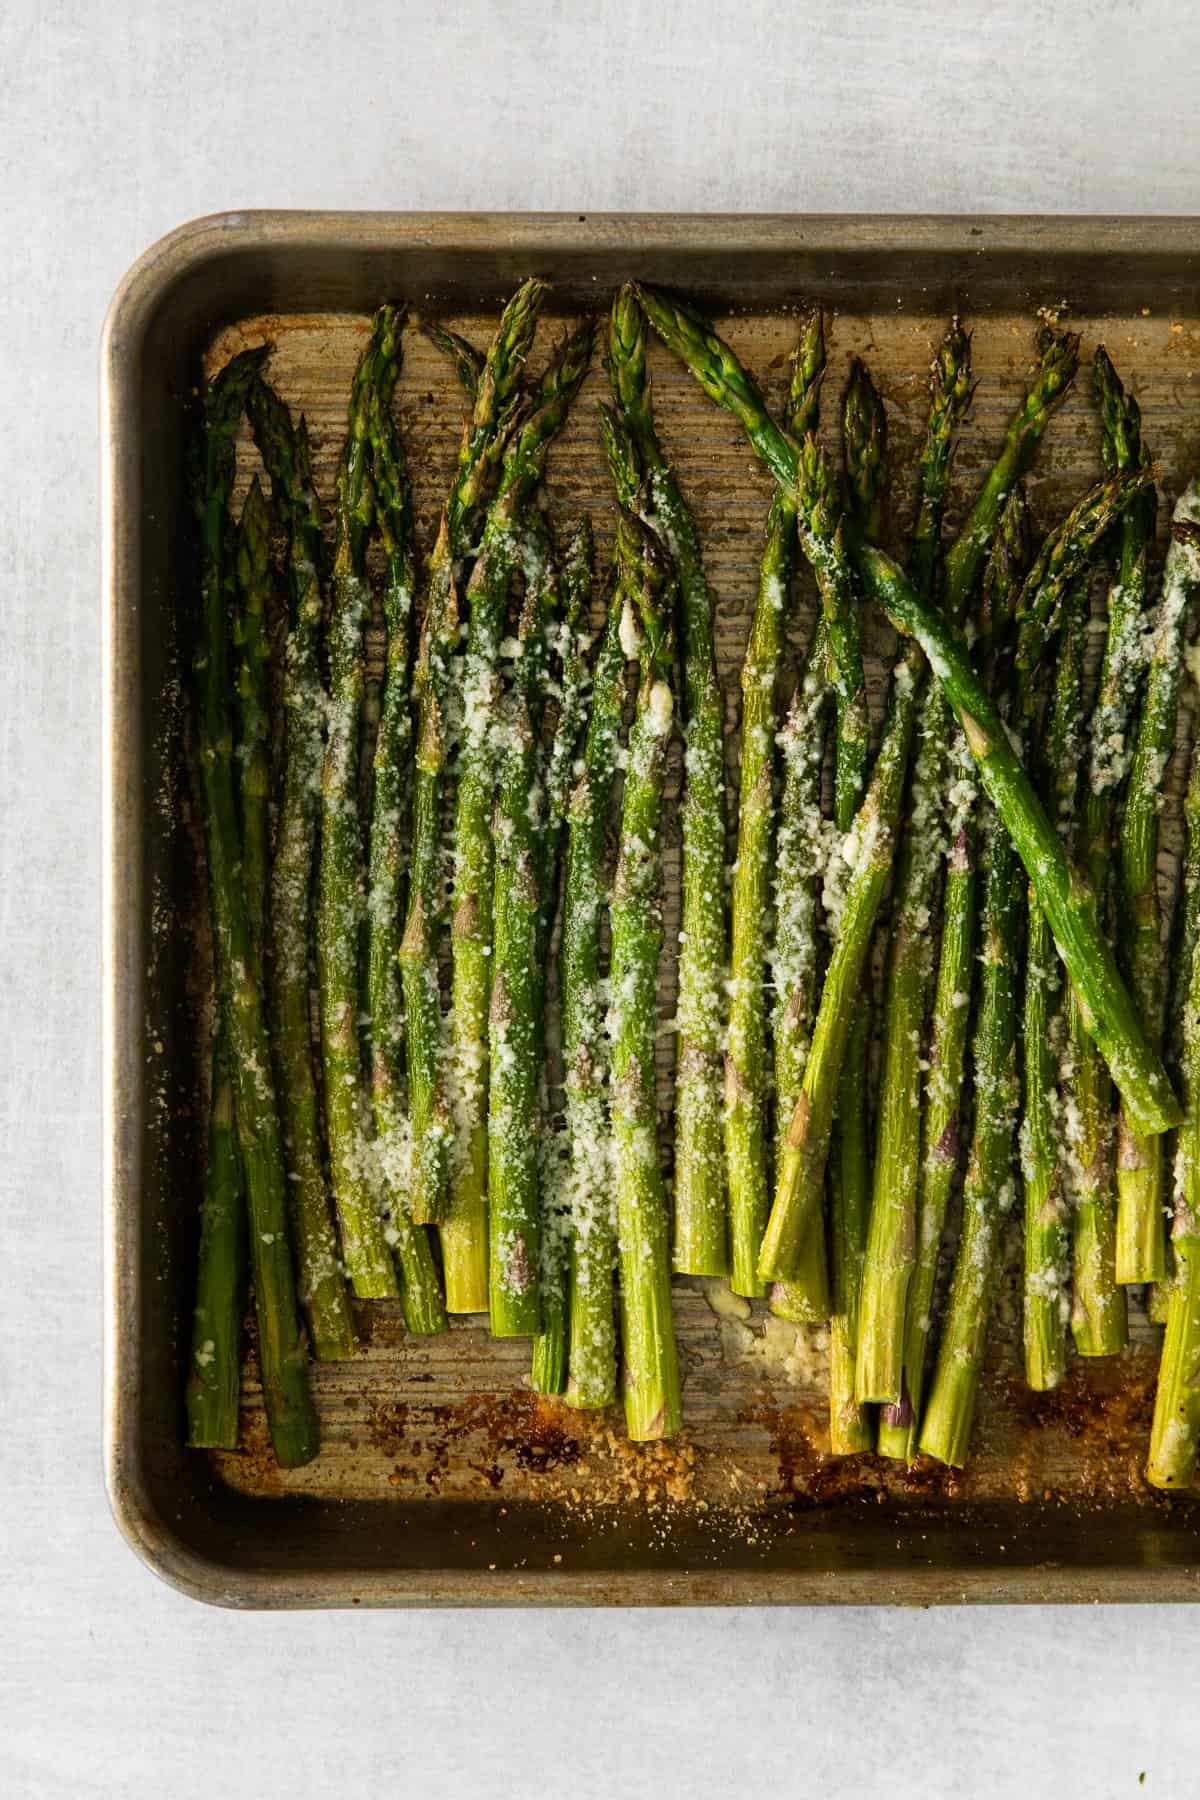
103;213;1200;1604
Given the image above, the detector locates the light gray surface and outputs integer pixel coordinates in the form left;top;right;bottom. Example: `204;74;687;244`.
4;1;1199;1793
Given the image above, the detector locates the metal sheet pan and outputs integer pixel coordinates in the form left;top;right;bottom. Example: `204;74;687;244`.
103;212;1200;1607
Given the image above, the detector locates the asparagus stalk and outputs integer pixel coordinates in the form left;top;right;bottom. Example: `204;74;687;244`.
1022;918;1074;1382
186;1018;245;1447
726;311;825;1299
232;478;273;949
877;805;977;1447
401;281;545;1234
828;1009;873;1452
189;475;276;1443
632;289;1081;1276
816;358;886;1444
362;340;448;1336
246;389;355;1362
317;314;401;1298
539;518;598;940
1169;730;1200;1093
918;773;1024;1467
1012;470;1152;1363
909;320;977;603
608;288;728;1282
191;346;318;1467
562;573;629;1409
1117;481;1200;1280
1065;350;1150;1353
532;519;597;1396
856;327;974;1410
422;322;485;398
1023;580;1093;1388
761;654;927;1286
864;737;974;1397
759;335;833;1328
444;322;593;1310
487;539;557;1336
796;420;871;842
878;486;1030;1459
914;492;1042;1464
607;499;682;1439
1148;728;1200;1487
765;634;832;1322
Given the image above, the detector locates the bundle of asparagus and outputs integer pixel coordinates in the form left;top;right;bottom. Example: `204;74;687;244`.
639;284;1188;1474
186;276;1200;1488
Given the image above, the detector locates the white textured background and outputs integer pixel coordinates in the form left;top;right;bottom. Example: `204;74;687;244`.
4;2;1200;1794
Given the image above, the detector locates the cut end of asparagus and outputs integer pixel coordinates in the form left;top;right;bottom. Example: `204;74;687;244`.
917;1365;981;1470
440;1217;491;1314
875;1405;916;1464
1146;1243;1200;1489
854;1280;909;1408
1115;1168;1169;1284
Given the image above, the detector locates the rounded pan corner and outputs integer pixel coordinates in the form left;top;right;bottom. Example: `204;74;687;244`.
103;1440;259;1612
101;210;269;369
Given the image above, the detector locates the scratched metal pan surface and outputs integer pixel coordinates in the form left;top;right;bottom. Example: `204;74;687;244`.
103;212;1200;1608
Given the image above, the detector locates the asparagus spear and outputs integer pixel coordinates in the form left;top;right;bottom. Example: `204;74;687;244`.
232;478;273;948
422;322;485;398
444;322;593;1311
856;327;974;1410
606;494;682;1439
1010;469;1154;1358
759;333;834;1328
561;573;629;1409
539;518;598;939
403;279;546;1230
863;729;970;1403
918;770;1024;1467
608;288;728;1282
909;320;978;603
633;289;1082;1276
191;345;318;1467
487;535;557;1336
813;358;885;1445
1169;697;1200;1086
1023;579;1092;1388
531;519;597;1396
189;475;277;1443
317;314;401;1298
362;340;448;1336
880;810;978;1445
765;635;832;1321
186;1018;245;1447
775;366;887;1357
878;487;1030;1460
1148;727;1200;1488
796;408;871;842
726;311;825;1299
827;1011;873;1452
1117;481;1200;1280
246;392;356;1361
1064;351;1150;1354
